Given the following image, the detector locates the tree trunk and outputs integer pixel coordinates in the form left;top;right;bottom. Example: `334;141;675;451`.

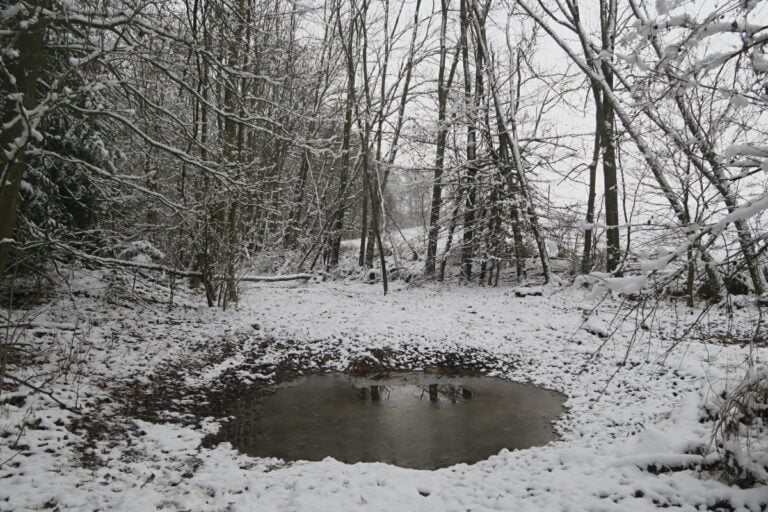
425;0;456;276
581;102;600;274
358;175;369;267
459;0;479;281
329;4;357;267
439;195;463;281
599;0;621;275
0;2;47;278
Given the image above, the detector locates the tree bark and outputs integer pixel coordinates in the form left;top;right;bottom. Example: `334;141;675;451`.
581;102;601;274
599;0;621;275
459;0;479;281
0;2;48;279
329;2;357;267
425;0;457;275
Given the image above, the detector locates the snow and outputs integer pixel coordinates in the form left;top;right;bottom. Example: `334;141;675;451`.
591;272;649;293
0;270;766;511
583;314;610;337
715;193;768;231
725;144;768;159
0;3;24;19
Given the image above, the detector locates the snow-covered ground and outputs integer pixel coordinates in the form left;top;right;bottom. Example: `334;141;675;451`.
1;270;766;511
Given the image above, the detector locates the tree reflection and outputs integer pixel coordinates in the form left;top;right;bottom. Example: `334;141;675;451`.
420;384;473;403
357;385;389;401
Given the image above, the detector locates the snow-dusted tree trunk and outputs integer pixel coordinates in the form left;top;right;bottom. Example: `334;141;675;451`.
459;0;481;282
597;0;621;274
0;1;47;278
425;0;458;277
329;0;358;268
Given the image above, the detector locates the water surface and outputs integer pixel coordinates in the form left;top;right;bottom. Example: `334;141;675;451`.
213;373;566;469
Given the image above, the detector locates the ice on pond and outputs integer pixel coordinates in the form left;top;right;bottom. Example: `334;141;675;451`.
209;373;566;469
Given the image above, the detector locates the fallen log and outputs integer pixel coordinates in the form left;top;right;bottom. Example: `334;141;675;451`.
65;248;312;283
240;273;312;283
65;250;201;277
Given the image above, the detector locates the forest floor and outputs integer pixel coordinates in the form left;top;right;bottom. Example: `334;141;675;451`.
1;268;766;511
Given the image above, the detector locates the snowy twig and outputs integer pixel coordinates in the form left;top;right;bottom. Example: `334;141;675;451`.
2;375;81;414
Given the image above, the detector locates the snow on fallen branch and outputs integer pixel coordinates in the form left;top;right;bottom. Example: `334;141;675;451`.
239;274;313;283
61;247;312;283
2;375;82;415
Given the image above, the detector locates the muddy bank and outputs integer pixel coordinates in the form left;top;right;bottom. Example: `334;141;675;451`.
124;340;515;421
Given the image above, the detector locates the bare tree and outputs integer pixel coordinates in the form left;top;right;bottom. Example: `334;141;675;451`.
425;0;460;275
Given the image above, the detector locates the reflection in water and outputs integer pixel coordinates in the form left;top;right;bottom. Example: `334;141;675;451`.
358;385;389;401
358;384;474;404
428;383;438;402
416;384;473;403
210;373;566;470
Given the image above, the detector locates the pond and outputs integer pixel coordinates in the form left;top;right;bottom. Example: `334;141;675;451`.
209;373;566;469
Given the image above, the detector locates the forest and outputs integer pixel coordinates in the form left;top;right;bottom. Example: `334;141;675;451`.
1;0;767;510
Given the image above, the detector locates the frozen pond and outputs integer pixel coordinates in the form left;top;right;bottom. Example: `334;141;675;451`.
212;373;566;469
